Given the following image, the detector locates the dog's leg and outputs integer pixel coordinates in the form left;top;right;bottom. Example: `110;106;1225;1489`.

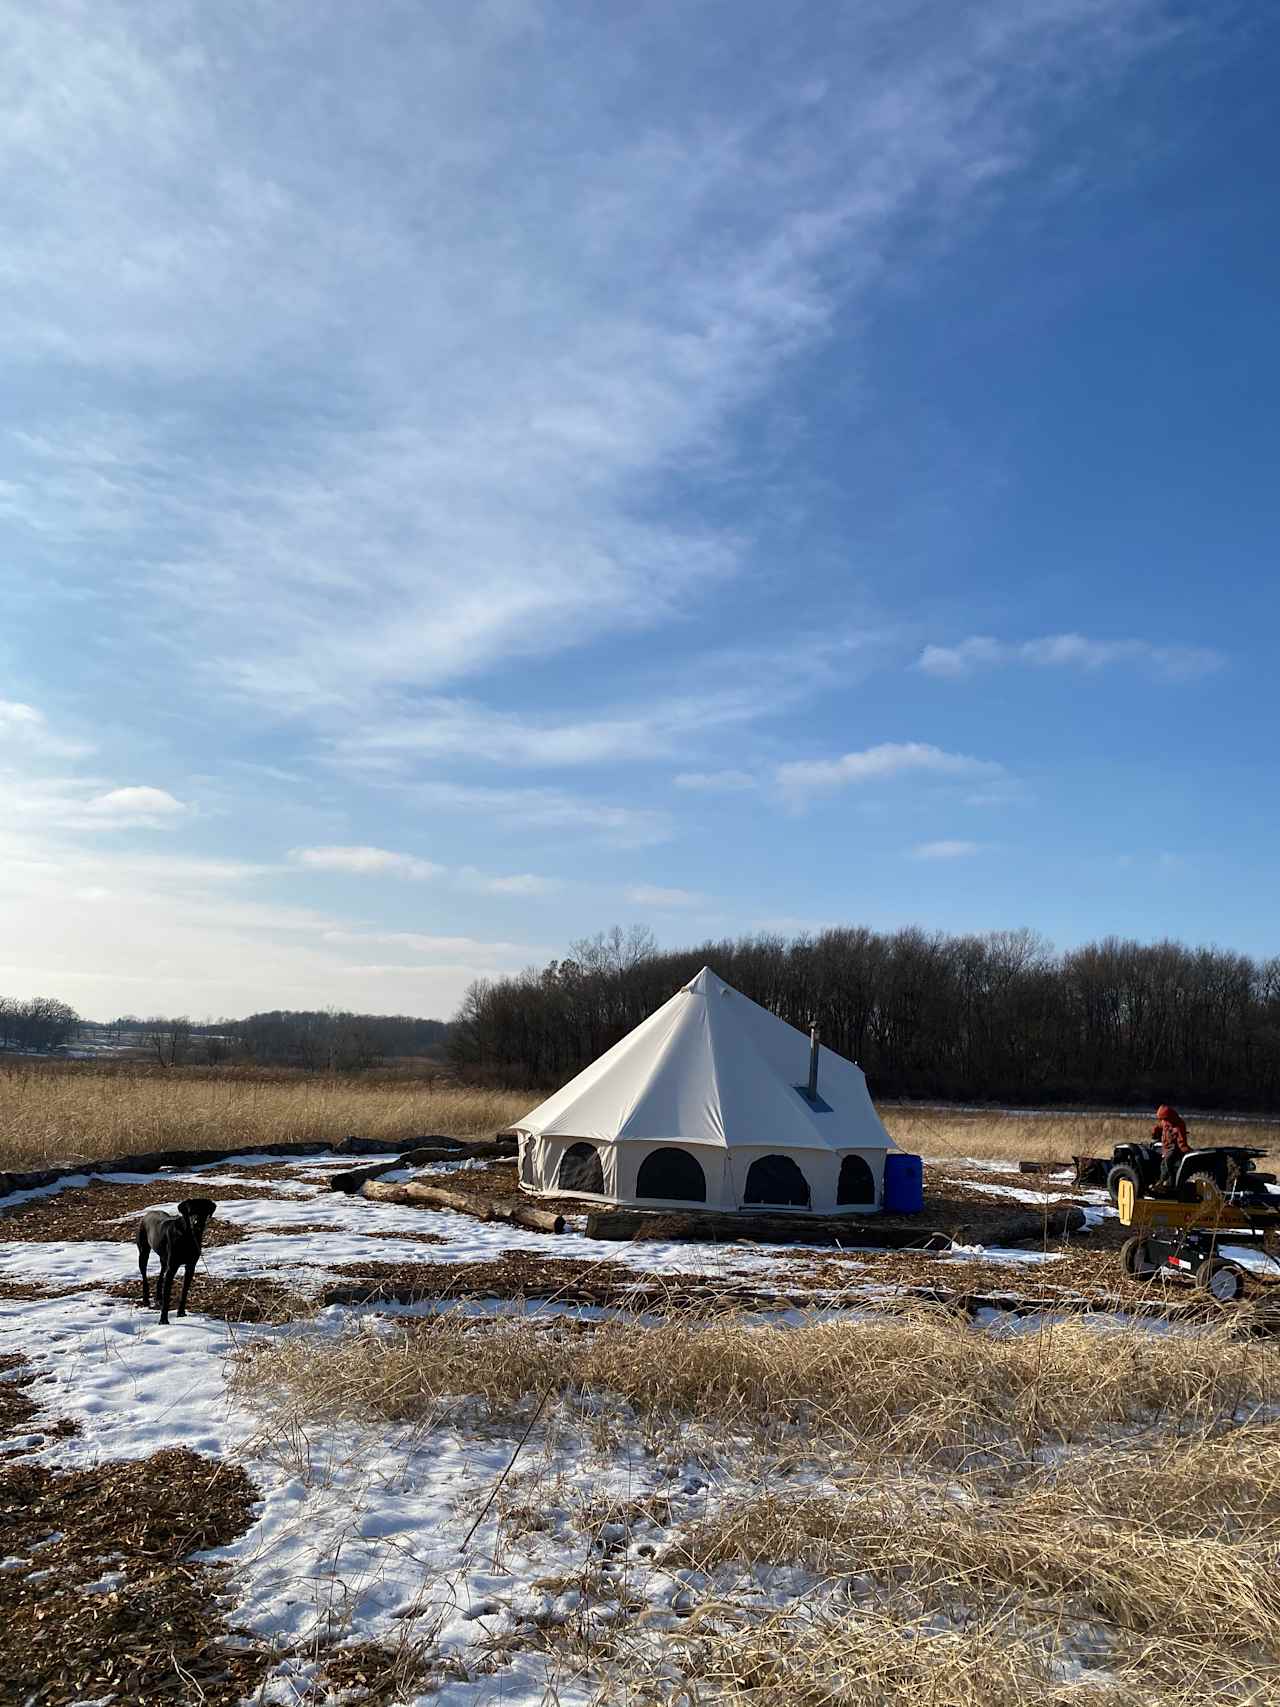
137;1235;152;1309
158;1254;178;1325
176;1258;196;1317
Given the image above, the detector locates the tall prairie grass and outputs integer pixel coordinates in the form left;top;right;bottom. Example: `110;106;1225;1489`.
2;1061;1276;1171
0;1063;530;1170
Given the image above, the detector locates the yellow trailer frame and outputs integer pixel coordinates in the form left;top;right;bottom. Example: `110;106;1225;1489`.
1116;1177;1280;1272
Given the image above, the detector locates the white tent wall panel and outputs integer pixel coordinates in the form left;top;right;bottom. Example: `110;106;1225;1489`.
518;1132;885;1213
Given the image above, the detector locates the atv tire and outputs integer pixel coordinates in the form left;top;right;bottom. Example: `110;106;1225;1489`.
1184;1167;1224;1206
1107;1163;1142;1207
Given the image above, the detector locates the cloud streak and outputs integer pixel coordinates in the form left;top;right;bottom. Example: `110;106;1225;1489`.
290;845;442;880
918;634;1224;680
911;839;983;860
777;742;1002;802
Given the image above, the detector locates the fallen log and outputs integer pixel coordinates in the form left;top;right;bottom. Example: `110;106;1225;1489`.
1017;1160;1070;1175
361;1178;564;1234
583;1209;949;1249
330;1136;517;1193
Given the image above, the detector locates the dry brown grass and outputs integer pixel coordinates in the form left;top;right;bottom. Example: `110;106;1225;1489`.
660;1607;1275;1706
0;1064;529;1169
229;1305;1280;1706
659;1430;1280;1705
231;1308;1279;1454
882;1105;1280;1167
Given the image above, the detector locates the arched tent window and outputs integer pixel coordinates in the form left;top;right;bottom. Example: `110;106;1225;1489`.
636;1146;706;1202
837;1154;875;1206
744;1154;811;1208
557;1141;604;1195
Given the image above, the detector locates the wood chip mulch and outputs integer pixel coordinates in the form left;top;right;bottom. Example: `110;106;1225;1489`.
323;1252;892;1313
0;1351;82;1458
248;1221;446;1245
0;1446;269;1706
0;1179;288;1243
104;1273;319;1325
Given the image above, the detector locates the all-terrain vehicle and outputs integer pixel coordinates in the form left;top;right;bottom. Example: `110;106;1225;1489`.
1106;1139;1275;1207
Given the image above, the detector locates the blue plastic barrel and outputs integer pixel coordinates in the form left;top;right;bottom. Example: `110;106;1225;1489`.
883;1151;924;1214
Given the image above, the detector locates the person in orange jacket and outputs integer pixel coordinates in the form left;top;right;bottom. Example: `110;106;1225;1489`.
1153;1103;1189;1194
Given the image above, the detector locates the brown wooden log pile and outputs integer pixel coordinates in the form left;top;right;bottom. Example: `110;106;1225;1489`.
327;1136;516;1193
361;1177;563;1234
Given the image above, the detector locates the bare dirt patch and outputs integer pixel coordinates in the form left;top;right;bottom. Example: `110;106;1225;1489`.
0;1446;267;1705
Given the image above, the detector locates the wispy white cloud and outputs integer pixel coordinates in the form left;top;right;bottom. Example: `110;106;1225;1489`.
0;699;91;759
335;691;765;771
777;742;1002;802
321;929;538;963
674;770;758;793
0;1;1167;721
290;845;442;880
0;774;191;832
411;781;672;847
291;845;561;894
455;867;562;897
83;785;186;823
918;634;1224;680
911;839;983;860
625;884;707;909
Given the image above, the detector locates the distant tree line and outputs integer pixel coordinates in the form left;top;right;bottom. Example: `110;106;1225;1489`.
95;1009;451;1070
223;1009;449;1071
449;925;1280;1111
0;996;80;1055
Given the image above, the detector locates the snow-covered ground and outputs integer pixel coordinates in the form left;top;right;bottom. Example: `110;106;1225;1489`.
0;1147;1253;1705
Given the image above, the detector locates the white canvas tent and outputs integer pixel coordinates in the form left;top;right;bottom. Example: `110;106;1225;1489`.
516;966;898;1213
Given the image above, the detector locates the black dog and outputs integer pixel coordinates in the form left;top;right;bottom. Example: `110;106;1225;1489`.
135;1199;217;1325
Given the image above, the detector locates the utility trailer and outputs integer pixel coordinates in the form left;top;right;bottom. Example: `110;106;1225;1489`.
1115;1175;1280;1303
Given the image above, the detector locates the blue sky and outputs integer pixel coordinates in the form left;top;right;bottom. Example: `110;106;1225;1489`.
2;0;1276;1020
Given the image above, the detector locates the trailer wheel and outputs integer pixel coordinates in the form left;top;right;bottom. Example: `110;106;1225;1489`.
1107;1163;1141;1207
1120;1237;1158;1282
1195;1258;1246;1303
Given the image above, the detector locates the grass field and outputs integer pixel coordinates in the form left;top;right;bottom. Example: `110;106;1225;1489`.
234;1308;1280;1704
2;1062;1277;1171
0;1065;530;1171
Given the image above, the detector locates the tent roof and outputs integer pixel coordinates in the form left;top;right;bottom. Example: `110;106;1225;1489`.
516;966;896;1153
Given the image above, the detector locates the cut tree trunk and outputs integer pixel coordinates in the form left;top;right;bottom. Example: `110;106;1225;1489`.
361;1178;564;1234
329;1136;517;1193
